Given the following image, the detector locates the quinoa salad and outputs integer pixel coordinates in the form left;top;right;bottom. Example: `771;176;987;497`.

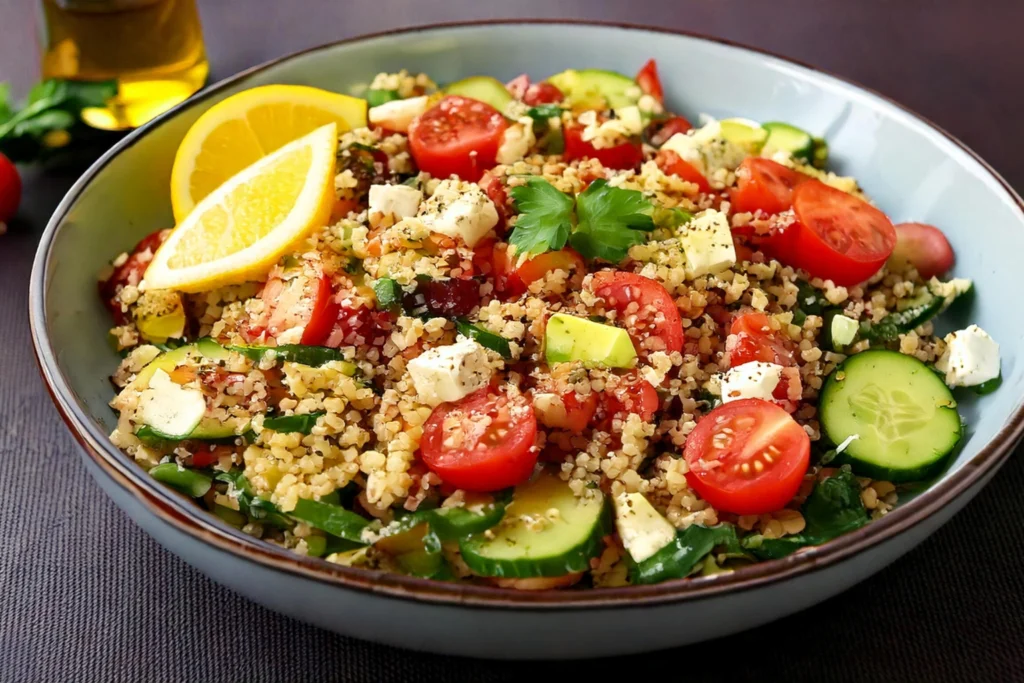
99;61;1001;589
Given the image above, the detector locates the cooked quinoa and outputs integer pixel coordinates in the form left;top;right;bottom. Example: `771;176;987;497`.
99;61;998;589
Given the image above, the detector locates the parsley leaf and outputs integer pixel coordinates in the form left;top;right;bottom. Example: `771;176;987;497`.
525;104;564;121
508;176;575;256
569;179;655;263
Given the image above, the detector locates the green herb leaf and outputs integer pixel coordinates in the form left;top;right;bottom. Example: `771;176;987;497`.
570;179;654;263
971;373;1002;395
373;277;404;310
508;177;575;256
365;89;401;108
262;412;325;435
290;498;372;544
149;463;213;498
455;319;512;359
0;83;13;124
651;205;692;230
631;524;738;585
526;104;564;121
214;470;293;529
860;295;943;343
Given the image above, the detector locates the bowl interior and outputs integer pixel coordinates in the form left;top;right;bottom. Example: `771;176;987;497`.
39;23;1024;536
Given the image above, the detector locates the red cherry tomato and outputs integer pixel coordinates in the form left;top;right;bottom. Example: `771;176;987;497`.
654;149;711;194
590;271;684;356
595;377;660;432
478;171;510;231
411;277;480;317
728;312;795;368
766;180;897;286
0;152;21;225
493;245;585;298
730;158;812;215
635;59;664;105
254;270;338;346
563;123;643;171
420;387;539;491
536;390;599;434
99;229;171;324
889;222;955;279
505;74;531;100
684;399;810;515
408;96;508;182
647;115;694;147
324;295;391;348
524;82;564;106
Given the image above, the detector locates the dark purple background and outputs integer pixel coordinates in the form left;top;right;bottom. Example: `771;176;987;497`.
2;2;1023;681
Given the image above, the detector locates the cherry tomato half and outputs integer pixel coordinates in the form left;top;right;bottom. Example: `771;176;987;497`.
408;95;508;182
594;376;660;432
888;222;955;280
0;152;21;225
635;59;664;105
420;387;539;492
99;229;171;324
535;389;599;434
728;312;795;368
495;246;586;298
647;115;694;148
505;75;563;105
563;123;643;171
655;149;711;194
590;270;684;356
730;157;812;215
254;270;338;346
765;180;897;286
684;398;810;515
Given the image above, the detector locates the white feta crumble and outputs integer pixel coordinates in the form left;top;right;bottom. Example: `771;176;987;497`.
417;178;499;247
495;117;536;165
139;368;207;437
660;119;748;187
368;95;429;133
678;209;737;278
935;324;1000;387
578;105;643;149
720;361;784;403
613;492;676;563
407;336;495;406
368;183;423;219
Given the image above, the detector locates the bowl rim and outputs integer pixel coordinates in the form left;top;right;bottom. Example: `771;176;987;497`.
29;18;1024;610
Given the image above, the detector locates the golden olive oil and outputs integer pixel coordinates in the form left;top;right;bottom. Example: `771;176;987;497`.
38;0;208;130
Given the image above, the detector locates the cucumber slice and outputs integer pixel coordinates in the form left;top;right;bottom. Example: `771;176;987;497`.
444;76;513;112
290;498;371;544
820;309;859;351
719;118;769;153
820;350;962;481
546;69;639;110
762;122;814;160
459;471;608;578
131;340;230;390
135;418;249;444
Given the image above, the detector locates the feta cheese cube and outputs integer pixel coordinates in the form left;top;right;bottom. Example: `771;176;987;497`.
578;105;643;149
935;324;1000;387
495;118;536;165
678;209;737;277
613;492;676;563
417;178;499;247
368;95;429;133
139;368;207;437
720;361;785;403
661;119;748;186
368;184;423;220
407;337;495;406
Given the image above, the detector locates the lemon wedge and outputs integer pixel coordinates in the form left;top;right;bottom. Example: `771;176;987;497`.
170;84;365;222
144;123;337;293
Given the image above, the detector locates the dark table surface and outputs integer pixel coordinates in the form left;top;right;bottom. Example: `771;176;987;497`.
3;1;1024;681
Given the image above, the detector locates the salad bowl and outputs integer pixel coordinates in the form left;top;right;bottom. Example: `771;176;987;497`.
29;20;1024;659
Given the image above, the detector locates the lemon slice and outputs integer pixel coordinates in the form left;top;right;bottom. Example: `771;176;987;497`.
171;85;365;222
145;123;337;293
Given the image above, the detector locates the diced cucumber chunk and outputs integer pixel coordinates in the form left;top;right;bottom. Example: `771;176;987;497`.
613;492;676;563
546;68;639;110
762;121;814;160
544;313;636;368
822;311;859;351
719;117;769;153
459;471;608;578
820;350;962;482
443;75;513;112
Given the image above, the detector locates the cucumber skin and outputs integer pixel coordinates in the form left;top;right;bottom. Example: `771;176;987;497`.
820;350;963;482
459;501;611;579
443;76;513;112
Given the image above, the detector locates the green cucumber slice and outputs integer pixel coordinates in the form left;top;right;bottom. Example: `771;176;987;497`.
455;319;512;359
227;344;358;372
820;350;962;481
135;418;250;444
546;69;639;110
131;339;230;390
149;463;212;498
820;309;859;351
459;471;608;578
290;498;372;544
762;121;814;160
444;76;513;112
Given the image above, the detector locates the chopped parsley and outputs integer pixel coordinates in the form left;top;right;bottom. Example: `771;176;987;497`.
508;177;657;264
